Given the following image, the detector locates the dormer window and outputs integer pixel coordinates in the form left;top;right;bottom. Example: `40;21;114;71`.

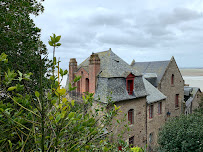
126;73;135;95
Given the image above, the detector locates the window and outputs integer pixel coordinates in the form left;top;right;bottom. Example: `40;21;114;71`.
77;80;80;93
129;136;134;147
128;109;134;125
171;74;174;85
85;78;89;92
175;94;179;108
149;105;153;119
149;133;153;143
127;80;133;95
158;102;162;114
126;74;135;95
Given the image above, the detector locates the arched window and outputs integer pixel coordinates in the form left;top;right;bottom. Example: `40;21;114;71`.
85;78;89;92
77;80;80;93
128;109;134;125
171;74;174;85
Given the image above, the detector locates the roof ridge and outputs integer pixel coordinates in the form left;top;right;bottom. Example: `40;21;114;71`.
135;60;170;63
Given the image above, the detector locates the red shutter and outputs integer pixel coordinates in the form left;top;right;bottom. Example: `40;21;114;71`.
118;146;122;151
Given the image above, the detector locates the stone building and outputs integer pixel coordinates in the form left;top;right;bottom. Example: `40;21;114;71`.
184;86;202;114
67;49;184;150
132;57;185;118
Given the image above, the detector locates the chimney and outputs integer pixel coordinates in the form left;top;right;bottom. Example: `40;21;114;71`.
89;53;100;94
69;58;77;85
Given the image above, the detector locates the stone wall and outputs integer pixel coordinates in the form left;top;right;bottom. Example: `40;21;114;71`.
147;99;166;150
158;58;184;117
109;97;147;148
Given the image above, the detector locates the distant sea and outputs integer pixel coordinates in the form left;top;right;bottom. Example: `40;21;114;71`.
180;69;203;91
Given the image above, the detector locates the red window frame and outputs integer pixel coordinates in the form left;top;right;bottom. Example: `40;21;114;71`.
158;102;162;115
128;109;134;125
171;74;174;85
126;74;135;95
129;136;134;147
118;146;122;151
175;94;179;108
149;105;153;119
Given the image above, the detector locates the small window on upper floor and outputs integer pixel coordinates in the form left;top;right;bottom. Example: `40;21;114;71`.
126;73;135;95
128;109;134;125
149;105;153;119
158;102;162;115
175;94;179;108
171;74;174;85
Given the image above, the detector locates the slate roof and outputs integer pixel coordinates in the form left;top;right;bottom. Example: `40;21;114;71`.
143;78;166;104
71;49;167;104
184;86;201;98
78;49;141;77
184;86;201;107
132;60;170;84
94;77;147;103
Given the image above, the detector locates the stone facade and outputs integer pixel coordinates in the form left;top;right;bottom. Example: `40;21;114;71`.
111;97;147;147
67;50;185;151
147;100;166;149
158;57;184;117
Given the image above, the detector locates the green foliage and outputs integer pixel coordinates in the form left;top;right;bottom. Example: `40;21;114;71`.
0;0;50;94
0;52;133;151
158;114;203;152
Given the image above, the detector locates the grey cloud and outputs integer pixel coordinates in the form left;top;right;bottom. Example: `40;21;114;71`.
159;7;202;26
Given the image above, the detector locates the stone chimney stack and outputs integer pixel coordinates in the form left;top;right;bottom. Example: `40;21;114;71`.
69;58;77;85
89;53;100;94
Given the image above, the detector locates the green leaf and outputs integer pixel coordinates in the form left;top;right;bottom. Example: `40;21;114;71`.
35;91;40;98
55;114;61;123
59;68;63;76
56;43;61;47
71;100;75;106
50;36;55;43
8;140;12;149
7;86;17;91
64;69;68;75
68;112;75;119
48;41;53;46
62;98;67;103
55;36;61;43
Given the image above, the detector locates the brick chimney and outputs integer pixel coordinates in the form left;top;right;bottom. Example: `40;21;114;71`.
69;58;77;85
89;53;100;94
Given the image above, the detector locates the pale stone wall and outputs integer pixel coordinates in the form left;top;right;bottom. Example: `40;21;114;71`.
158;58;184;117
192;91;202;112
147;100;166;150
108;97;147;148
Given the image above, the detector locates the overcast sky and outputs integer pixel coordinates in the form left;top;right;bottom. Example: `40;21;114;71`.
33;0;203;69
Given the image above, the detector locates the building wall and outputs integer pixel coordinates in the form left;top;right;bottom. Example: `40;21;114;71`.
109;97;147;148
192;91;202;112
74;67;89;94
158;58;184;117
147;100;166;150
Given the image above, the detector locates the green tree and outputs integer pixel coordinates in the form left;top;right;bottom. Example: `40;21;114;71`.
0;0;50;93
0;50;131;151
158;113;203;152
